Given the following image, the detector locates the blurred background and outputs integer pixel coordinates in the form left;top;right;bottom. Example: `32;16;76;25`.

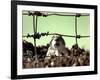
22;11;90;50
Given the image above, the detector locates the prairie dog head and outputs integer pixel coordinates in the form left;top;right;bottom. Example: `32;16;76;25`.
50;35;65;49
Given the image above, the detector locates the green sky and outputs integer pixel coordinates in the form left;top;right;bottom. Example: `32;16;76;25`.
22;11;90;50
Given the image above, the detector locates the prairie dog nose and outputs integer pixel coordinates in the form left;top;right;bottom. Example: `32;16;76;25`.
55;38;59;41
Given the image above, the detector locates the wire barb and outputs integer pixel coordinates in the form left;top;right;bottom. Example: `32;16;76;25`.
23;32;90;39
